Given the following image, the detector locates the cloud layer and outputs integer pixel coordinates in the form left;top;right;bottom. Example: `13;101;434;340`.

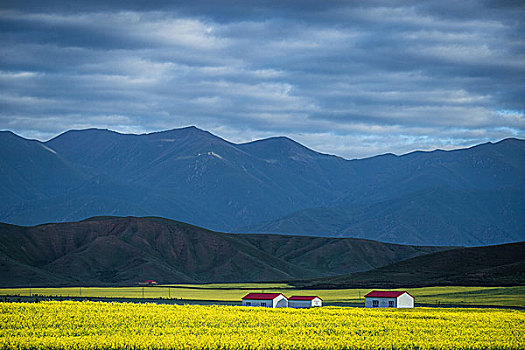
1;0;524;158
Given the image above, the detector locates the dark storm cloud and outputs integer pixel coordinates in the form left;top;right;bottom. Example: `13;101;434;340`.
0;0;524;158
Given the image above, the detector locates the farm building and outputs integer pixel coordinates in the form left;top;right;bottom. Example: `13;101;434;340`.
364;291;414;308
138;280;158;286
242;293;288;308
288;296;323;308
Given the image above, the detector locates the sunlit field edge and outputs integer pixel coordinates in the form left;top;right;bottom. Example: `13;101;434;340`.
1;284;524;307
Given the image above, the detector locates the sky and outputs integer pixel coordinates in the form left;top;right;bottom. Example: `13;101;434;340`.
1;0;524;159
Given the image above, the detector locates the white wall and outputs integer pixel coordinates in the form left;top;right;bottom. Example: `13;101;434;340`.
365;297;397;308
397;293;414;308
365;294;414;308
242;299;274;307
273;295;288;308
289;298;322;308
289;300;312;308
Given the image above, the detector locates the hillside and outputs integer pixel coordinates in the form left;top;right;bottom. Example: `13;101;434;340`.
248;187;524;246
2;127;352;231
0;131;87;210
294;241;525;289
245;138;525;246
0;127;523;246
0;216;446;287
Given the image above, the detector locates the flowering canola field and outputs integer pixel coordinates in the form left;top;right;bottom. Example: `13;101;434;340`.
1;301;524;349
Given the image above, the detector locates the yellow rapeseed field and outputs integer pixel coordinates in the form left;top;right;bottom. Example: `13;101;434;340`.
1;301;523;349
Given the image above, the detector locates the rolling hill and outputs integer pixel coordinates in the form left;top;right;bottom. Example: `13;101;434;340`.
0;127;523;246
0;216;447;287
294;241;525;289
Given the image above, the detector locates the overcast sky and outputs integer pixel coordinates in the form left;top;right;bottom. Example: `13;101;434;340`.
1;0;524;158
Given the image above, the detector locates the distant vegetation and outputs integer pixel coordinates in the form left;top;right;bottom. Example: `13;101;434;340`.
1;127;523;246
2;301;523;349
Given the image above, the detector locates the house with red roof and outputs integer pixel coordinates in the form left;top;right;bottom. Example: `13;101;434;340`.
364;290;414;308
288;296;322;308
241;293;288;308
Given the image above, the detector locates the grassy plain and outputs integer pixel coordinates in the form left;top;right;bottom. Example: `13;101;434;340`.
0;284;524;307
1;301;523;350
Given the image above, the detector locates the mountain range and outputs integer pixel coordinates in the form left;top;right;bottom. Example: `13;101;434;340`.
0;216;447;287
1;127;523;246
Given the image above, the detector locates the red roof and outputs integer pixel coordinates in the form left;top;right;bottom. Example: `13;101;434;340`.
242;293;284;300
144;280;157;283
364;291;412;298
289;296;322;301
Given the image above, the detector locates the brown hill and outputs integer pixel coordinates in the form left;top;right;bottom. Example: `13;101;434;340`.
0;216;446;287
294;241;525;288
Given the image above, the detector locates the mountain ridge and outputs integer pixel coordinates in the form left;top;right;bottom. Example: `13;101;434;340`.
1;127;523;246
41;127;525;160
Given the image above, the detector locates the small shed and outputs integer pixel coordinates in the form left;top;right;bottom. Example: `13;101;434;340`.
364;291;414;308
138;280;158;286
242;293;288;308
288;296;323;308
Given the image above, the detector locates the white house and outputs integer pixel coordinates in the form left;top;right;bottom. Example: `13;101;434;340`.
242;293;288;308
288;296;323;308
364;291;414;308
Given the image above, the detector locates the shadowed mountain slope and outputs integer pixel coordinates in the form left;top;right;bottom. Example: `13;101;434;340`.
42;127;354;230
0;216;446;287
244;138;525;245
248;187;524;246
294;241;525;289
0;131;86;208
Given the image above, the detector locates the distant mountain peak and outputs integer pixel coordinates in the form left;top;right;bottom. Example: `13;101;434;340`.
182;125;201;131
144;126;227;143
0;130;22;140
244;135;303;146
149;125;201;134
47;128;123;143
48;126;217;143
495;137;524;145
0;130;46;143
238;135;337;161
367;152;398;160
